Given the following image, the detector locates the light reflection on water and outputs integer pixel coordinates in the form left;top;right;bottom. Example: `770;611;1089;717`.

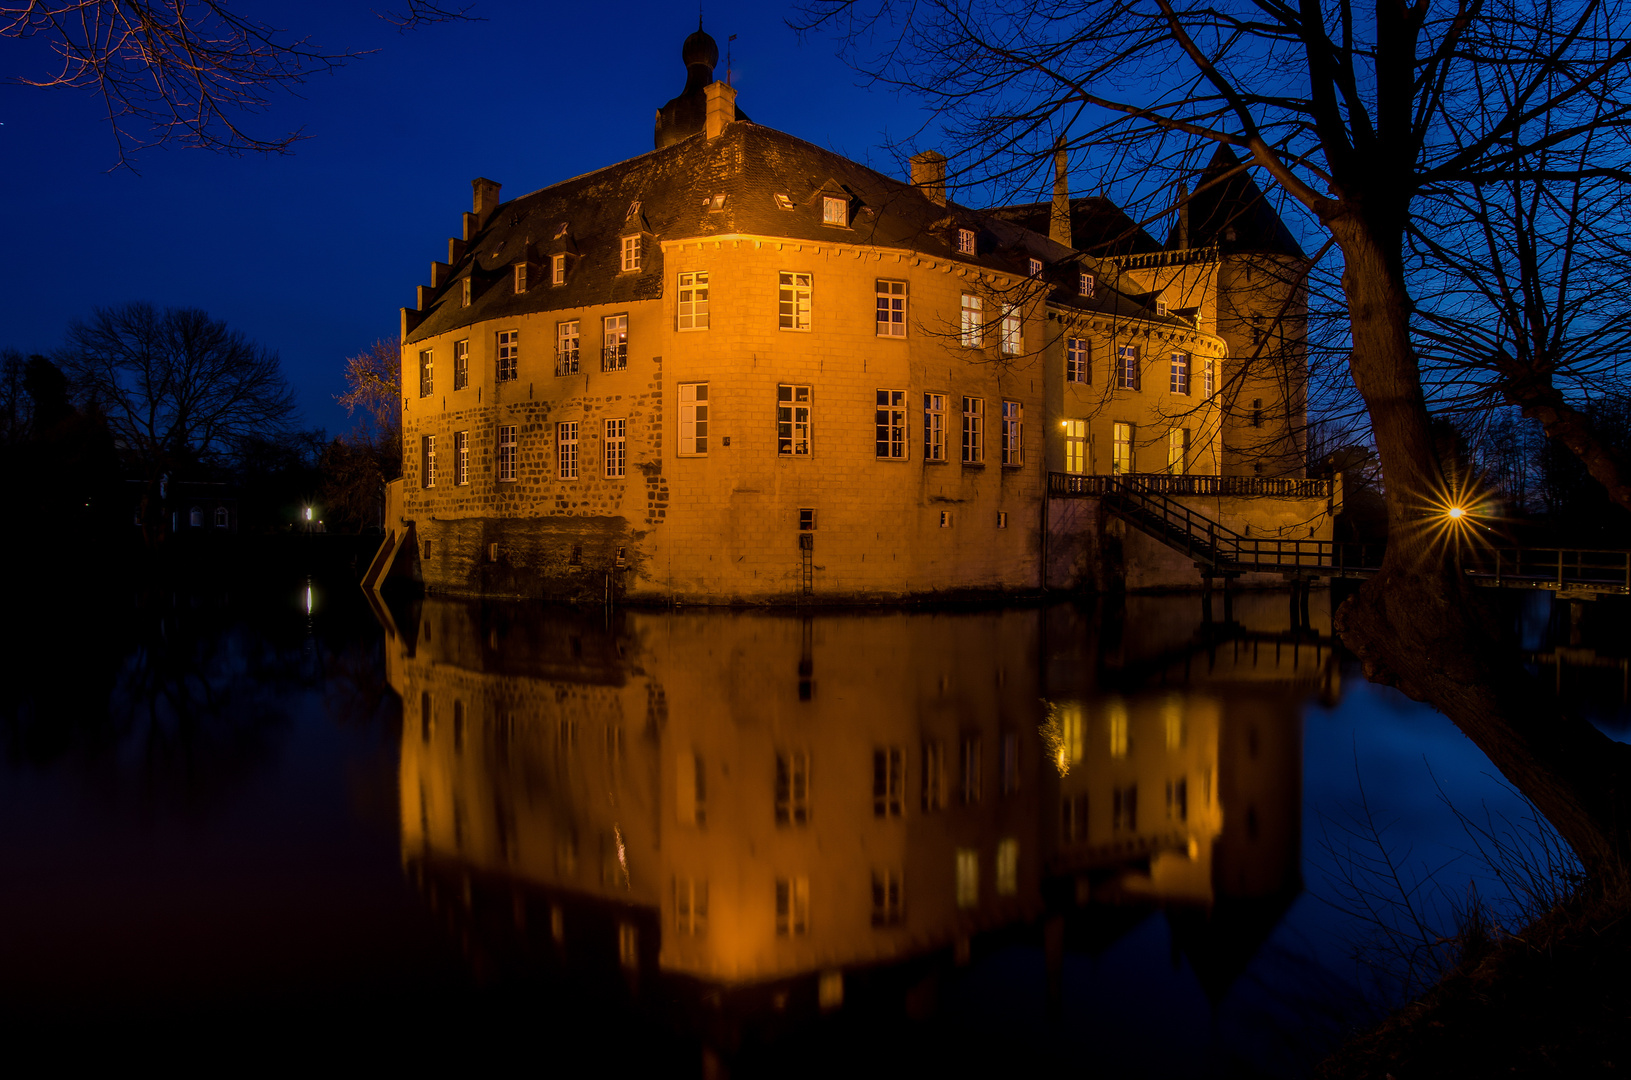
1;581;1625;1073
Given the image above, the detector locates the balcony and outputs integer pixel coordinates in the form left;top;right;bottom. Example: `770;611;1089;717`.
555;349;579;377
602;343;628;372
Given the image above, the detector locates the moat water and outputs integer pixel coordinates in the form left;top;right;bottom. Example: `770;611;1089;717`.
3;571;1627;1075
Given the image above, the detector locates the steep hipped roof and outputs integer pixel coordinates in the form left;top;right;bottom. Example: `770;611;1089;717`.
1169;145;1306;258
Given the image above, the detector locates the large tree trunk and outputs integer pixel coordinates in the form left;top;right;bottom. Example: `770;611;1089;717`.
1329;219;1631;895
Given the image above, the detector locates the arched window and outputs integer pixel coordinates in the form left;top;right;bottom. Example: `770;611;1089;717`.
189;506;203;527
214;507;229;528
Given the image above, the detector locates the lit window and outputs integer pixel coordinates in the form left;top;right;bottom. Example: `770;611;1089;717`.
923;393;947;462
621;235;642;272
777;384;812;456
556;321;579;376
875;389;907;459
999;305;1022;355
1028;257;1043;277
1001;400;1022;466
997;511;1008;528
1167;427;1189;476
876;279;906;337
940;510;953;528
418;349;433;397
421;434;436;488
1170;351;1190;395
779;272;813;331
873;747;903;817
1115;344;1140;390
677;271;710;330
1203;355;1215;397
602;314;628;371
959;733;982;804
776;877;810;936
1155;296;1168;317
453;339;469;390
604;418;626;478
1066;337;1089;383
497;330;518;382
822;196;848;226
552;253;567;285
775;750;811;825
1165;700;1185;749
774;193;794;211
455;430;469;485
957;228;975;255
961;396;984;464
513;262;528;294
955;849;978;908
498;425;517;482
996;838;1018;896
1079;272;1095;298
1112;422;1133;474
960;294;982;347
674;877;708;936
461;278;472;307
922;740;945;811
871;869;903;926
679;382;708;456
557;421;578;480
1063;419;1088;474
1109;700;1129;756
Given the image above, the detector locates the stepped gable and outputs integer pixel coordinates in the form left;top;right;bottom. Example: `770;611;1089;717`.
1170;144;1305;258
407;121;1157;345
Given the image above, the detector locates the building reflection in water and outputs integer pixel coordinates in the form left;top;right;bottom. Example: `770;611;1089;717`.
382;589;1336;1054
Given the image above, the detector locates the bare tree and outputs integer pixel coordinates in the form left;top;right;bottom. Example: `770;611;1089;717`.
799;0;1631;888
322;339;402;532
60;302;295;541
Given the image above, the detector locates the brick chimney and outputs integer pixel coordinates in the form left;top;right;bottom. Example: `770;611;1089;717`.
705;81;737;139
911;151;947;206
1050;138;1071;247
472;177;502;225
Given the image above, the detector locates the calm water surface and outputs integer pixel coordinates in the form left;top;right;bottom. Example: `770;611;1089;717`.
3;574;1626;1074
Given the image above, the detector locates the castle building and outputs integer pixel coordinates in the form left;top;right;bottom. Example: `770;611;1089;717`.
380;28;1331;604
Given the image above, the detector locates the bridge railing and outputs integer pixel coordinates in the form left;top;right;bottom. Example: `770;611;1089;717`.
1048;472;1333;499
1470;548;1631;590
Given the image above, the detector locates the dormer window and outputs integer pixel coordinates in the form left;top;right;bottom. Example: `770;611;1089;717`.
514;263;528;294
621;235;642;273
774;193;795;211
957;229;976;255
1079;272;1095;298
823;197;848;226
461;278;473;308
1155;297;1168;317
1028;258;1043;277
552;253;567;286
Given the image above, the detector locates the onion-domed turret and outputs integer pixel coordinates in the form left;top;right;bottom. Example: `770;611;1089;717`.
655;24;747;149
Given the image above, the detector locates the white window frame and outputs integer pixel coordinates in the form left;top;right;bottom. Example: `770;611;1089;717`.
1113;422;1134;475
960;294;983;348
1000;305;1022;355
1170;351;1191;395
775;876;810;936
1079;272;1095;298
620;234;642;272
557;421;578;480
822;196;848;226
556;320;580;376
1116;344;1141;391
679;382;708;456
1155;296;1168;317
455;430;469;485
961;396;984;464
957;228;975;255
421;434;436;488
1063;419;1088;475
677;271;710;330
604;418;626;478
1167;427;1190;476
453;339;468;391
1203;355;1215;397
923;393;947;462
1028;257;1043;277
461;278;472;308
955;848;978;908
996;838;1019;896
418;349;433;397
1066;337;1089;383
871;868;903;926
497;329;518;382
777;384;812;456
778;272;812;331
552;253;567;286
775;750;810;825
876;279;906;338
875;389;907;460
498;424;517;483
1001;400;1022;466
674;877;708;936
602;314;628;371
513;263;528;294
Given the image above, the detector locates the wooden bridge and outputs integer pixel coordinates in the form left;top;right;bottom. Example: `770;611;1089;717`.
1049;473;1631;598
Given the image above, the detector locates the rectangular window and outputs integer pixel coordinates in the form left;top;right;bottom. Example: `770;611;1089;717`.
775;876;810;936
923;393;946;462
875;390;907;459
1063;419;1088;474
775;750;810;826
678;271;710;330
421;435;436;488
876;279;906;337
621;235;641;272
453;339;469;391
871;869;903;926
498;425;517;482
1170;351;1190;395
1167;777;1189;822
418;349;433;397
799;508;817;531
996;838;1018;896
873;747;903;818
961;396;984;464
1116;344;1140;390
552;253;566;286
679;382;708;456
960;294;982;347
514;263;528;294
1000;305;1022;355
778;272;812;330
1203;355;1215;397
455;430;469;485
777;384;812;456
1167;427;1189;476
1066;337;1089;383
497;330;518;382
822;196;848;225
604;418;626;478
1079;272;1095;298
1028;257;1043;277
921;740;945;812
556;320;580;376
1113;785;1138;831
1001;401;1022;466
461;278;472;308
1113;422;1133;474
557;422;578;480
955;849;978;908
957;228;976;254
602;315;627;372
959;733;982;804
674;877;708;936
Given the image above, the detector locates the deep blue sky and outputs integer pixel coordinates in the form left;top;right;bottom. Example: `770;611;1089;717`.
0;2;942;435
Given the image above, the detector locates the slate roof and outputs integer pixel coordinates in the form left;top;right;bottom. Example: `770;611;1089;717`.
983;196;1163;258
405;121;1172;344
1168;145;1306;258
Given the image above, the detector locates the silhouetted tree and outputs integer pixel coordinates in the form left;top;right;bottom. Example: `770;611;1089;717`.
321;339;402;533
